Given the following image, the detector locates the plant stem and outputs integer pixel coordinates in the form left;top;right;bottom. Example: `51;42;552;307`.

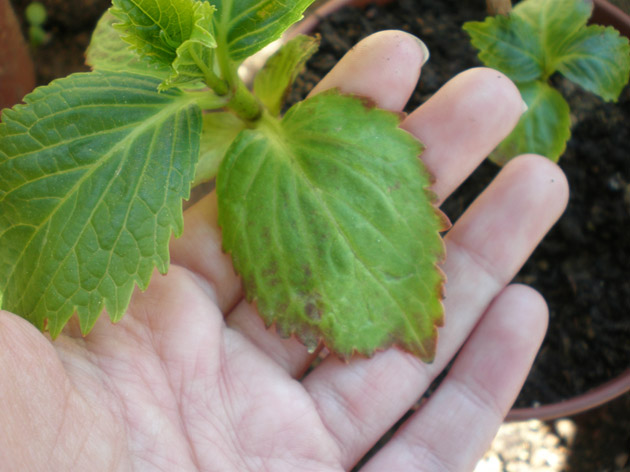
486;0;512;15
227;81;262;122
213;32;262;122
190;48;229;96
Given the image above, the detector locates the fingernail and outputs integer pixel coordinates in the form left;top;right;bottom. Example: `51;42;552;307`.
521;99;529;114
416;37;430;66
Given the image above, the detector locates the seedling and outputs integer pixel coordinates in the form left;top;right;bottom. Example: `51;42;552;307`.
465;0;630;164
25;2;48;47
0;0;448;360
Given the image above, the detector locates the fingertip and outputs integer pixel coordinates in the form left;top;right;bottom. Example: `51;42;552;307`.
503;154;570;217
496;283;549;338
402;67;525;201
310;30;427;111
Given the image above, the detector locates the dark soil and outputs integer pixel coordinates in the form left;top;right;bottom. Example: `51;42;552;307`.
10;0;110;85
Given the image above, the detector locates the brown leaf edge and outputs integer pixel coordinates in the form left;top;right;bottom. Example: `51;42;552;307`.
221;91;451;363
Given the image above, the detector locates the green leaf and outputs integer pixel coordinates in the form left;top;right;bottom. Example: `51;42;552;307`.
217;91;447;360
463;15;544;82
466;0;630;97
490;81;571;164
86;10;171;79
254;34;320;116
213;0;315;62
0;70;201;336
110;0;218;90
193;112;245;186
554;25;630;102
513;0;593;60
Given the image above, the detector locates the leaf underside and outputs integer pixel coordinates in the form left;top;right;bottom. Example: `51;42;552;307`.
217;91;447;360
0;70;201;337
109;0;218;90
213;0;316;61
86;10;171;79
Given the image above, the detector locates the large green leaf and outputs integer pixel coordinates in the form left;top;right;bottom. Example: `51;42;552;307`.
212;0;315;62
0;70;201;336
490;81;571;164
86;10;171;79
217;91;447;360
254;34;320;116
554;25;630;101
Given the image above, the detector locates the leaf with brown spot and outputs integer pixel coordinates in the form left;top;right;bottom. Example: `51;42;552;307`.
217;90;448;360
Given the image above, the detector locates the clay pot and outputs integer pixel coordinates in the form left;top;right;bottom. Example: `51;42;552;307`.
592;0;630;38
0;0;35;109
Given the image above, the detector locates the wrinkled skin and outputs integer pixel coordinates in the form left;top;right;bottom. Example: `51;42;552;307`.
0;31;568;471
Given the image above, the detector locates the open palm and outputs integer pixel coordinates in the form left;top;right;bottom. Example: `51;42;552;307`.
0;32;568;472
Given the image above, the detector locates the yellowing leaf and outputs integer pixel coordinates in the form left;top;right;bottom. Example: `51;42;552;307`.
217;91;447;360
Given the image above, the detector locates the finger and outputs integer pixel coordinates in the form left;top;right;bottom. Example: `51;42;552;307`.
401;67;524;204
302;155;569;469
361;284;548;471
222;30;431;376
309;30;428;110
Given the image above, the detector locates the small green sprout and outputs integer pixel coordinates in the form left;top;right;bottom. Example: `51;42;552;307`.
25;2;48;47
465;0;630;164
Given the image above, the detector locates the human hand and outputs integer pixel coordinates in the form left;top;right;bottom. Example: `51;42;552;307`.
0;31;568;471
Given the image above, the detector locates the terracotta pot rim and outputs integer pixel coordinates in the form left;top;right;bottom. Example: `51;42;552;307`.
507;369;630;421
591;0;630;38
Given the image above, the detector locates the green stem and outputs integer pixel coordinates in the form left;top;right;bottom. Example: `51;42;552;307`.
227;80;262;122
190;48;228;96
195;92;230;110
213;33;262;121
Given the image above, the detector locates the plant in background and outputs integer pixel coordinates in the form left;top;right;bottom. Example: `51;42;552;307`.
465;0;630;164
0;0;448;360
25;2;48;47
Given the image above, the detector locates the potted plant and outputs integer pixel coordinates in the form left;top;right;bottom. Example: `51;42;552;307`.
0;0;628;458
463;0;630;421
0;0;626;463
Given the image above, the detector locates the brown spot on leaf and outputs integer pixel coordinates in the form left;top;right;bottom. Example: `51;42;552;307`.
305;301;322;321
388;181;401;193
